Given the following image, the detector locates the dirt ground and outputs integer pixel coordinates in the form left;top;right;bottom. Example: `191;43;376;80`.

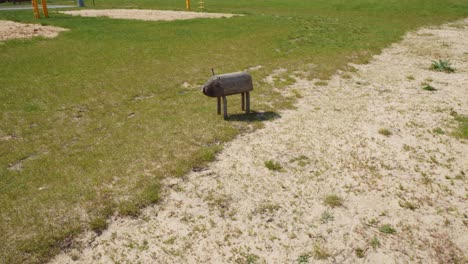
59;9;240;21
0;20;67;42
51;19;467;263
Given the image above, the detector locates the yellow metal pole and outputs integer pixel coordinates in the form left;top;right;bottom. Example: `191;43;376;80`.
41;0;49;18
186;0;190;10
32;0;40;19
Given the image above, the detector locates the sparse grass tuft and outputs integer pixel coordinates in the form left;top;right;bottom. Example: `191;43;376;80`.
264;160;283;171
421;173;434;186
163;236;176;245
89;217;108;234
297;253;310;263
432;127;445;135
370;236;381;249
320;210;335;224
323;194;344;208
451;113;468;139
355;248;365;258
379;224;396;234
399;200;419;210
430;59;455;73
255;202;281;215
290;155;310;167
422;84;437;91
313;244;331;260
291;89;303;98
234;247;260;264
378;128;392;136
315;80;328;86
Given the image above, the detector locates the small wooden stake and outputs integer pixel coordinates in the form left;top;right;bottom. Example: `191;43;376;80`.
185;0;190;10
32;0;40;18
41;0;48;18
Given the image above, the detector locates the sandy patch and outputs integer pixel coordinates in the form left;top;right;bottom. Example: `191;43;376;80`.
59;9;241;21
51;19;468;263
0;20;67;42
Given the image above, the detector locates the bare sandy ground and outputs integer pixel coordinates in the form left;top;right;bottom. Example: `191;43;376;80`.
0;20;67;42
59;9;241;21
51;19;467;263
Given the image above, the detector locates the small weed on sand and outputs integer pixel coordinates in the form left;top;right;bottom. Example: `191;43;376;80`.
320;210;335;224
430;59;455;73
291;89;302;98
313;244;331;260
264;160;283;171
290;155;310;167
297;253;310;263
378;128;392;136
450;113;468;139
323;194;343;208
255;201;280;215
315;80;328;86
163;236;176;245
399;200;419;210
234;247;260;264
432;127;445;134
421;173;434;186
370;236;381;248
422;84;437;91
355;248;365;258
379;224;396;234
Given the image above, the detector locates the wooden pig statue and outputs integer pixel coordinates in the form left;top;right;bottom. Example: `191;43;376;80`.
201;71;253;119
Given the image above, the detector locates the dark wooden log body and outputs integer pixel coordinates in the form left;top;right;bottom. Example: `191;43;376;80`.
201;71;253;119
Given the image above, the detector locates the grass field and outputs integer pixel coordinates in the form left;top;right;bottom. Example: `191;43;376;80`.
1;0;467;263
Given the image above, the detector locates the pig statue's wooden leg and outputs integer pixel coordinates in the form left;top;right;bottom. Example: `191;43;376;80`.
222;96;228;119
217;97;221;115
241;93;245;111
246;92;250;113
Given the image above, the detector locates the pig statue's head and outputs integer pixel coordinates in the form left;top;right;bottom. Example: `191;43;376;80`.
201;76;223;98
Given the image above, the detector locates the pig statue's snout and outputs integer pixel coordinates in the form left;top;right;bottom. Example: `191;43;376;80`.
201;77;221;98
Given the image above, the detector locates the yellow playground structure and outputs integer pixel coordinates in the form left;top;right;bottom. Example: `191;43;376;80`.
31;0;48;18
186;0;205;11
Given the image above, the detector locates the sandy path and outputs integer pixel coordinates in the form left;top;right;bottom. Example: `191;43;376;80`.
60;9;240;21
0;20;67;42
52;19;467;263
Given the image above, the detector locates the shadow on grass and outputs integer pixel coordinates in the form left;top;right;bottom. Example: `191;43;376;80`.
225;111;281;122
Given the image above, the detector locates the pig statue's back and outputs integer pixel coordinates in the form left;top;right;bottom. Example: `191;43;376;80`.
202;71;253;98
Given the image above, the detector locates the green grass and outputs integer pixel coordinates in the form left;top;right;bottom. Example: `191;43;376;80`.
1;0;467;262
313;243;331;260
422;84;437;91
264;160;283;171
323;194;344;208
370;236;381;249
379;224;397;234
320;210;334;224
378;128;392;136
297;253;310;263
432;127;445;135
451;113;468;139
355;248;365;258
